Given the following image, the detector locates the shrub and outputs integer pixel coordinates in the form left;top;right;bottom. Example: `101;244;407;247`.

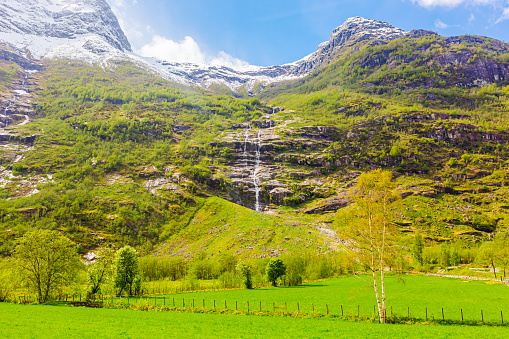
389;145;402;157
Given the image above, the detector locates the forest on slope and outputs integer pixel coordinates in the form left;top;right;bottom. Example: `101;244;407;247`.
1;29;509;265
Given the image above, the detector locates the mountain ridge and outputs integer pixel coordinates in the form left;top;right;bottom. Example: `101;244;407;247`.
0;0;411;94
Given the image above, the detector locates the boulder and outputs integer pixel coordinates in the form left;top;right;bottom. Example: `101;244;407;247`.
139;165;162;178
269;187;294;205
303;196;351;214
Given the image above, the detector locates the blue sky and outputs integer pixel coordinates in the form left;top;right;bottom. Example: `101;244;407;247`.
109;0;509;67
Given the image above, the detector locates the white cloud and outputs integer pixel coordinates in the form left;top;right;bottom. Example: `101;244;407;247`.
496;6;509;22
138;35;249;67
468;13;476;23
435;19;451;28
411;0;499;8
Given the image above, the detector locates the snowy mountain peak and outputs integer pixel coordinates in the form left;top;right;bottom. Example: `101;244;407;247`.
0;0;131;58
331;16;407;41
0;4;408;95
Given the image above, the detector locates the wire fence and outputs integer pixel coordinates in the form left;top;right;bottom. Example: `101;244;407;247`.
5;293;508;325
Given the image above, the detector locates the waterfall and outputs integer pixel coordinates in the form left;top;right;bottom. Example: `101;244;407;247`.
253;129;262;212
2;100;12;127
242;124;251;171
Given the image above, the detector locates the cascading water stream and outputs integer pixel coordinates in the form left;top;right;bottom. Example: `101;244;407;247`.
242;124;251;173
2;100;13;127
252;129;262;212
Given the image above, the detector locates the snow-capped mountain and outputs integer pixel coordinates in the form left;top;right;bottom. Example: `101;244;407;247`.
0;0;130;58
0;1;407;94
288;16;407;75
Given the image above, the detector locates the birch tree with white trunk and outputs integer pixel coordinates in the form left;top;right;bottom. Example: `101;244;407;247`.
336;169;401;323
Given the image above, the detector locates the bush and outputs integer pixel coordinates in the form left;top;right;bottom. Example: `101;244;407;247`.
189;259;219;280
219;271;241;289
140;256;187;281
389;145;402;157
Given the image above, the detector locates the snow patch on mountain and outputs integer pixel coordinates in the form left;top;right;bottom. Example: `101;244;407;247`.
0;0;408;94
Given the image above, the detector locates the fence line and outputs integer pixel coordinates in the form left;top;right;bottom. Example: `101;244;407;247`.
5;293;508;325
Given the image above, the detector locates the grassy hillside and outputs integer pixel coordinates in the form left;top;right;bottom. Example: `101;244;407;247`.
155;197;333;258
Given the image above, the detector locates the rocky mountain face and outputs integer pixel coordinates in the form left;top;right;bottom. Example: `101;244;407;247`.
156;17;408;93
286;16;407;76
0;0;411;93
0;0;130;58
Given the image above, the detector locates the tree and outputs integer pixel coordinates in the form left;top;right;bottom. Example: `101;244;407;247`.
283;255;305;286
236;260;253;289
0;259;14;302
114;246;141;296
477;236;509;280
87;246;116;295
266;258;286;287
14;230;80;303
336;169;401;323
412;233;424;267
478;241;498;279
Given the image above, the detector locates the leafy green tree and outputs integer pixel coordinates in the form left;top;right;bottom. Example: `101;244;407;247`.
236;260;253;289
412;234;424;266
114;246;141;296
0;259;14;302
477;236;509;280
336;169;401;323
439;244;450;268
266;258;286;287
14;230;80;303
87;246;116;295
283;255;305;286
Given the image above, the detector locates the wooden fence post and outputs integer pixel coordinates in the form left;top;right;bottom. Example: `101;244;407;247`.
481;310;484;323
326;304;329;316
502;311;504;324
341;305;343;316
312;303;314;313
297;303;300;311
426;307;427;320
173;297;175;307
442;308;444;320
247;301;249;314
461;309;463;322
358;305;360;317
407;306;409;318
183;298;185;307
260;301;261;312
273;302;275;312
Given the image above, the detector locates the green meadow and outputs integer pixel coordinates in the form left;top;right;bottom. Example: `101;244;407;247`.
130;276;509;323
1;302;509;339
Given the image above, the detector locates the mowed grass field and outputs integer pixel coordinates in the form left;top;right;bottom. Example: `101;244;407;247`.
1;303;509;338
141;275;509;323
